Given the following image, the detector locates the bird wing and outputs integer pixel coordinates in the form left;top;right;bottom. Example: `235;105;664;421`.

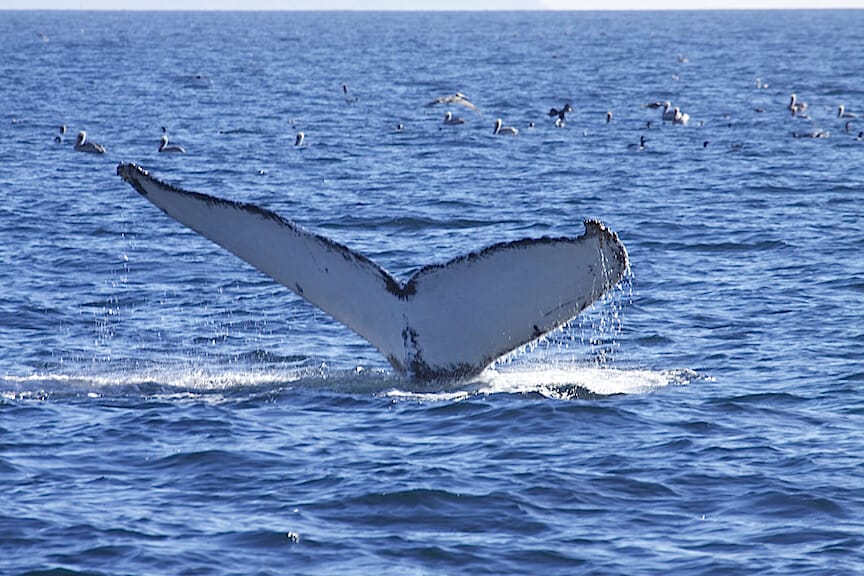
426;94;478;111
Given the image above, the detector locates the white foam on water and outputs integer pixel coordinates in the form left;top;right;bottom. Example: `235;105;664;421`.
383;364;699;402
1;363;700;403
0;367;305;402
477;365;693;397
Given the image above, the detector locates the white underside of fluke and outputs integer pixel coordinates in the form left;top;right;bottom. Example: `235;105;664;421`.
117;162;629;381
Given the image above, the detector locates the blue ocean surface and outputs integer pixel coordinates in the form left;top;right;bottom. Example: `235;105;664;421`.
1;9;863;575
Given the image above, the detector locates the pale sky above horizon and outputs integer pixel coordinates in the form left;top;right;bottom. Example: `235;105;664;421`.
3;0;864;10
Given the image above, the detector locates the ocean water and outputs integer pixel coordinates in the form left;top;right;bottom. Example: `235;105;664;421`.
2;9;863;575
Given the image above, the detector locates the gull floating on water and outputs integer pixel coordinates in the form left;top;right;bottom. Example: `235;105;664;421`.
443;111;465;125
294;132;305;146
427;92;477;111
493;118;518;136
158;134;186;153
74;130;106;154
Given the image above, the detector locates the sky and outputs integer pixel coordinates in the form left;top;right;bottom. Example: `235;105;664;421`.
2;0;864;9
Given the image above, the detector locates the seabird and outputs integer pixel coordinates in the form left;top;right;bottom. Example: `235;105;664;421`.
838;104;856;119
294;132;305;146
427;92;477;111
792;129;829;139
789;93;808;116
342;83;358;103
54;124;66;143
673;107;690;126
158;134;186;153
548;103;573;121
627;135;647;150
605;111;613;123
443;111;465;125
493;118;519;136
74;131;106;154
661;101;676;122
642;101;665;109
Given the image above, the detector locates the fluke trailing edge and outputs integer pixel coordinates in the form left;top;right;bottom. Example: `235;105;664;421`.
117;162;629;381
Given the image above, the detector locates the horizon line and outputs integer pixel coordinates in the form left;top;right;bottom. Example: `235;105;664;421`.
3;5;864;10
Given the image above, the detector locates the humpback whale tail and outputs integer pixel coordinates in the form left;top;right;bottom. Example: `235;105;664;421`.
117;163;629;381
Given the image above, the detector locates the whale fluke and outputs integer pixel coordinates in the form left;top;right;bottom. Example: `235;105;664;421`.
116;163;629;381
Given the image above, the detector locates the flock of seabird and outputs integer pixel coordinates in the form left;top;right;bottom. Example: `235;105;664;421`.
423;86;863;149
785;93;862;139
56;123;187;155
52;79;863;158
423;88;862;149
